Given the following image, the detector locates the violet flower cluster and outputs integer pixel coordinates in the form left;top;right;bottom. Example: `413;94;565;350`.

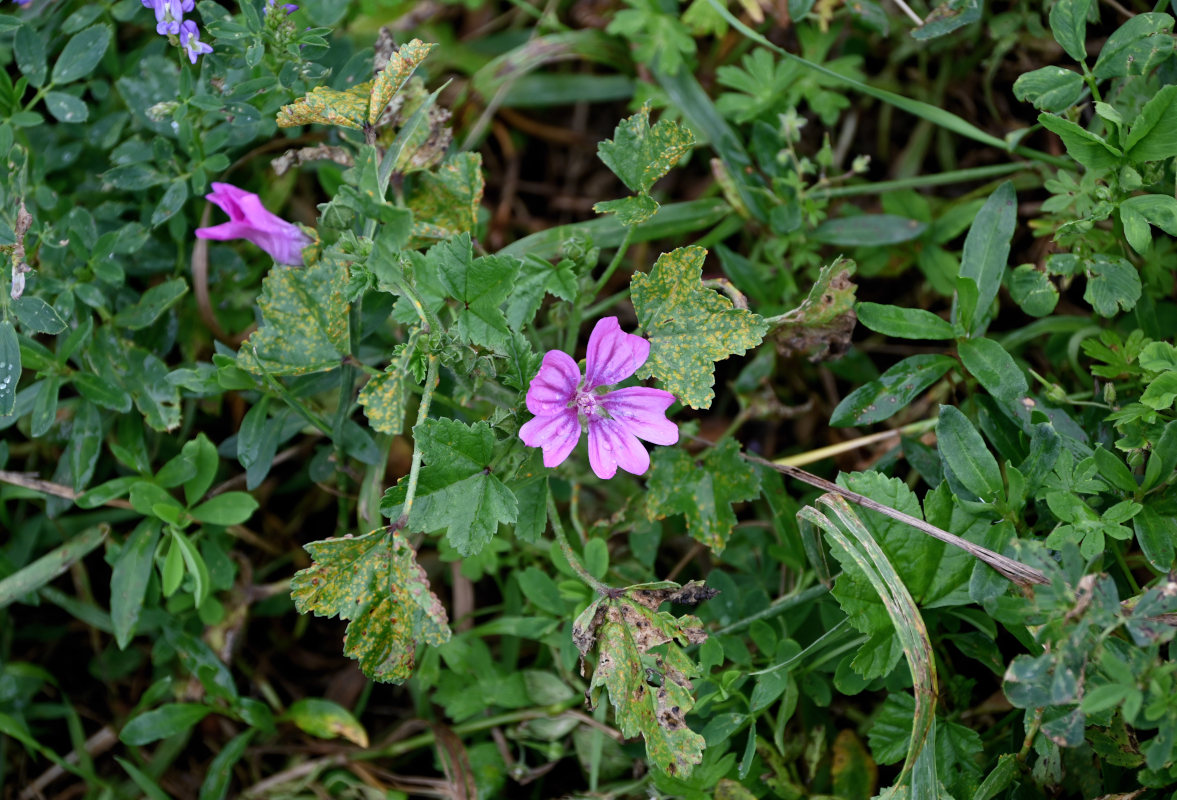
194;183;311;266
519;317;678;480
141;0;212;63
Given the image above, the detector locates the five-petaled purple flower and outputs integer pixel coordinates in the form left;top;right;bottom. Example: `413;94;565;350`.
194;183;311;266
519;317;678;480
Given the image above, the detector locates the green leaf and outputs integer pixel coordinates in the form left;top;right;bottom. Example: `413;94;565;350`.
13;296;67;334
44;90;88;123
856;302;954;340
120;703;212;746
429;234;521;350
286;698;369;747
0;320;20;416
831;354;956;427
646;437;761;555
151;179;189;228
504;254;579;331
189;492;258;526
198;730;256;800
956;181;1016;334
1008;265;1059;316
381;418;518;556
405;152;484;245
72;371;131;412
911;0;981;39
1012;66;1085;112
597;105;696;195
69;400;103;493
1124;84;1177;163
937;405;1003;502
291;529;451;683
631;246;767;409
1037;113;1122;171
957;337;1028;409
52;24;112;84
113;277;188;330
0;525;108;609
593;195;661;226
1120;194;1177;254
1142;371;1177;411
573;581;716;777
1048;0;1090;62
1134;506;1176;572
110;521;161;649
238;260;350;376
812;215;926;246
1083;255;1141;317
181;434;219;507
367;39;435;126
1092;12;1176;79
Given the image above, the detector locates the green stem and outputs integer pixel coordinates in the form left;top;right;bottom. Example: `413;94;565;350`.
547;491;610;595
400;355;439;522
819;162;1034;199
250;347;332;436
589;224;637;300
582;287;631;321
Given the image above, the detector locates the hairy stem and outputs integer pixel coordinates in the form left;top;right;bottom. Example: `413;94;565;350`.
547;491;610;595
400;355;439;522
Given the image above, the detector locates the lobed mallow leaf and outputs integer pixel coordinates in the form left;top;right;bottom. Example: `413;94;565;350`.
238;260;350;376
428;233;521;350
380;418;518;556
291;529;451;684
276;83;372;130
631;246;767;409
645;437;761;554
368;39;435;126
573;581;717;778
597;105;695;195
406;152;484;245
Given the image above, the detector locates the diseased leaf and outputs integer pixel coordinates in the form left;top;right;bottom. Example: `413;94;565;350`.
380;418;518;556
359;370;408;436
597;105;696;195
1009;265;1059;316
276;82;372;130
593;195;661;226
238;260;350;376
368;39;435;126
1093;12;1176;79
831;354;956;427
632;246;767;409
1083;255;1141;317
291;528;451;684
1012;66;1085;112
646;437;761;554
405;152;484;245
771;258;857;361
573;580;717;777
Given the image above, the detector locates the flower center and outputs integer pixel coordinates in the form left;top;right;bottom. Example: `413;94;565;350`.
574;388;599;418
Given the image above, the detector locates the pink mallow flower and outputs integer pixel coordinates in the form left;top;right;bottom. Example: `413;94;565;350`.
519;317;678;480
194;182;311;266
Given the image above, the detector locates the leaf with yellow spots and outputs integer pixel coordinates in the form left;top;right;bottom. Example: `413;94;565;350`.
598;105;696;195
238;259;350;376
573;580;718;778
405;152;485;246
368;39;436;126
631;246;767;409
276;82;372;130
358;371;407;435
291;528;451;684
380;418;518;556
645;437;761;555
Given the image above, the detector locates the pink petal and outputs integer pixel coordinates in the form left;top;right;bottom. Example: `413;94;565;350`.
583;317;650;391
526;350;581;415
193;222;252;241
196;183;310;266
519;411;581;468
586;416;650;479
599;387;679;446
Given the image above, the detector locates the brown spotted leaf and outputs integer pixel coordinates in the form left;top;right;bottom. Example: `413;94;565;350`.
238;259;349;376
276;82;372;130
631;246;767;408
771;257;858;361
291;529;451;684
358;341;415;435
368;39;436;126
573;581;713;777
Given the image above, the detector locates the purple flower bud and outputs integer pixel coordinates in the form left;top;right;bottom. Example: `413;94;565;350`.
179;19;213;63
519;317;678;479
194;183;312;266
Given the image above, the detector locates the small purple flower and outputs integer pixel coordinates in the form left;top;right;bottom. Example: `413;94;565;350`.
266;0;299;12
194;182;311;266
179;19;213;63
144;0;189;34
519;317;678;480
